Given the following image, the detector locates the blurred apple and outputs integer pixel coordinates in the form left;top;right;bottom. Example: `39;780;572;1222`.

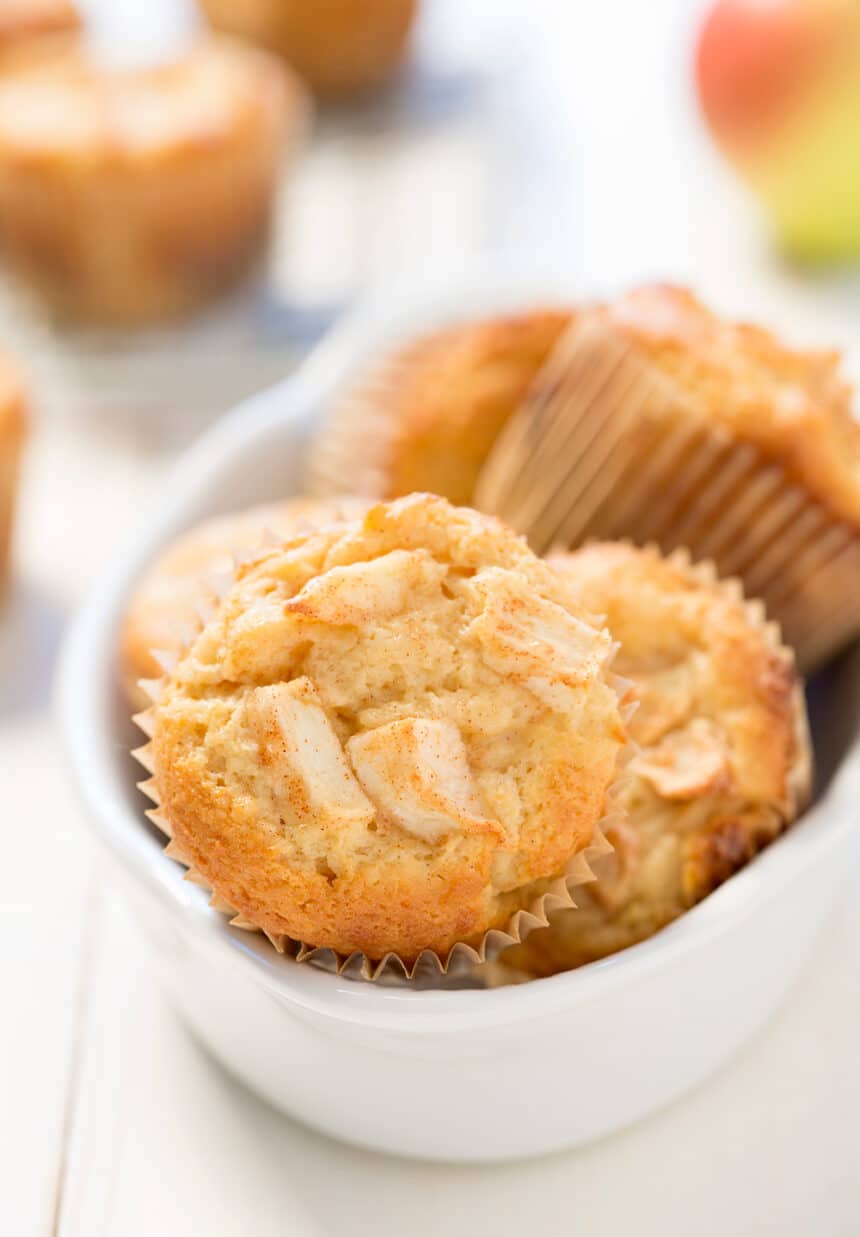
696;0;860;263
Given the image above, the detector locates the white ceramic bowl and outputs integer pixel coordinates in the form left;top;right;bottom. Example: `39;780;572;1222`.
57;267;860;1163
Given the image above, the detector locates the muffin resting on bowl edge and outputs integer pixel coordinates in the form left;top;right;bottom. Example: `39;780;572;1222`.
136;495;627;967
475;284;860;673
501;542;812;978
307;308;574;506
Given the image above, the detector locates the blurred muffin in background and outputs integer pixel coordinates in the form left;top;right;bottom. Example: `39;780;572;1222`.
501;541;811;977
0;0;79;59
198;0;418;99
120;496;369;708
308;309;574;505
0;36;306;323
0;355;26;596
476;284;860;673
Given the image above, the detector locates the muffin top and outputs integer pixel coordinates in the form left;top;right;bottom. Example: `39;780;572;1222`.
148;494;626;962
0;36;298;165
309;309;573;506
507;542;811;974
599;284;860;526
120;497;369;702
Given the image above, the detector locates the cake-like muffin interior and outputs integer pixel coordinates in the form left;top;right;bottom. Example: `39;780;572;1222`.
148;495;625;962
503;541;811;976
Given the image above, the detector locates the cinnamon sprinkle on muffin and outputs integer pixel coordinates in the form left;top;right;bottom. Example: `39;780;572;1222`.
145;495;626;964
120;497;369;707
502;541;811;976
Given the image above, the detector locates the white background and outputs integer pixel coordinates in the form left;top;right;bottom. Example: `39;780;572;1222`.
3;1;860;1233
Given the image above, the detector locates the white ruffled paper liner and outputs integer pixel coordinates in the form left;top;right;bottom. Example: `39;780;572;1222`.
130;543;638;985
469;543;813;988
305;335;454;500
474;316;860;675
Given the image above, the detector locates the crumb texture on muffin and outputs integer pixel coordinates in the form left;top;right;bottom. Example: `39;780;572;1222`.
601;284;860;526
120;496;369;703
309;309;574;506
149;495;625;962
505;542;811;975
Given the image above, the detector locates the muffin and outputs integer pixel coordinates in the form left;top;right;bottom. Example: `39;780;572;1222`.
476;285;860;672
502;542;811;977
0;355;26;593
137;494;626;968
0;1;78;57
199;0;418;99
308;308;574;505
0;37;305;323
120;496;369;708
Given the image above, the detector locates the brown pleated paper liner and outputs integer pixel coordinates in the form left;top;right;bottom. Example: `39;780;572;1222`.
474;317;860;675
469;545;812;987
130;567;638;985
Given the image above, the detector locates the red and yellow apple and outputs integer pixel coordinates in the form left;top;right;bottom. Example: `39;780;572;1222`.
696;0;860;263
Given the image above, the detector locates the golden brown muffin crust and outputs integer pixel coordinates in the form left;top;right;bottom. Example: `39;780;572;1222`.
600;284;860;527
120;497;369;705
504;542;811;975
310;308;574;506
149;495;626;962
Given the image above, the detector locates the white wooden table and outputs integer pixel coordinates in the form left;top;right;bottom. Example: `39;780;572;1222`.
4;3;860;1233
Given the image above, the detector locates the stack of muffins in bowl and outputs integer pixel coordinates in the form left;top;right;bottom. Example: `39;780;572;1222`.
117;282;859;986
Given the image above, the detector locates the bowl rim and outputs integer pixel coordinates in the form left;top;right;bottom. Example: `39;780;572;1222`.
56;259;860;1034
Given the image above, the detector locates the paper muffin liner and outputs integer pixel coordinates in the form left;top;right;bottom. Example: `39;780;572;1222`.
467;543;813;988
130;558;638;985
305;339;435;500
475;317;860;674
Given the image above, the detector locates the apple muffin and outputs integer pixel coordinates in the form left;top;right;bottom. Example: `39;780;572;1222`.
502;542;811;977
0;355;26;594
140;494;626;965
308;308;574;506
476;284;860;671
0;37;305;322
120;496;369;707
198;0;418;99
